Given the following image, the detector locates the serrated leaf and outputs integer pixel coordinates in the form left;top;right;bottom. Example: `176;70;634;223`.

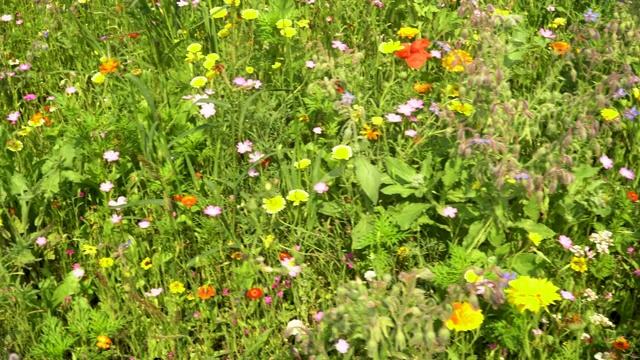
384;157;418;184
354;156;381;204
10;173;29;195
394;203;430;230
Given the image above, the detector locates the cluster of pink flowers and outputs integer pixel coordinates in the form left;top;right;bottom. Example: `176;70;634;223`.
232;77;262;89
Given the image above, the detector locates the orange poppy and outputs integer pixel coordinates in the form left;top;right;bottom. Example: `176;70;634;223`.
394;39;432;69
128;33;140;39
627;191;638;202
414;82;432;93
181;195;197;208
197;285;215;300
247;287;263;300
99;58;120;74
613;336;629;350
96;335;112;350
549;42;570;55
173;194;183;201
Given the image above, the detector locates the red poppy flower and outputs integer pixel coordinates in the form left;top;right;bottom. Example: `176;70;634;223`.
279;251;292;261
128;33;140;39
394;38;432;69
627;191;638;202
246;287;263;300
260;157;270;167
173;195;183;201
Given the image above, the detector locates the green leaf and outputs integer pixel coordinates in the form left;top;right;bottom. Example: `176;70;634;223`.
573;164;599;180
109;199;166;209
10;173;29;196
61;171;86;183
462;220;487;250
394;203;430;230
515;219;555;239
442;158;461;188
380;184;415;197
51;274;81;308
511;253;544;276
523;198;540;221
125;74;157;120
40;171;61;199
351;215;374;250
354;156;381;204
384;157;418;184
488;223;506;247
317;201;344;218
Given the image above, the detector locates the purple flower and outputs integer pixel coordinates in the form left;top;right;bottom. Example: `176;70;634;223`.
23;94;36;101
599;155;613;169
612;88;628;99
584;9;599;22
42;30;49;38
561;290;575;301
341;91;355;104
442;206;458;218
620;167;635;180
314;182;329;194
624;107;638;120
429;101;440;115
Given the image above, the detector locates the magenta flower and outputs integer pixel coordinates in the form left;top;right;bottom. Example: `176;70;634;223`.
103;150;120;162
313;311;324;322
442;206;458;218
18;63;31;71
620;167;635;180
558;235;573;249
314;182;329;194
264;296;272;305
23;94;36;101
236;140;253;154
203;205;222;217
599;155;613;169
331;40;348;51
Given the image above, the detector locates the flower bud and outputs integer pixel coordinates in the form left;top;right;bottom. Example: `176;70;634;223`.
437;326;450;343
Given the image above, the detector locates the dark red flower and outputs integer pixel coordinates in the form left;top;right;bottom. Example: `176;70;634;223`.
260;157;270;167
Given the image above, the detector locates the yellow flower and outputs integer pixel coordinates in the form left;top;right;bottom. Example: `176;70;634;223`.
464;270;483;283
505;175;516;184
601;108;620;121
504;276;561;312
397;27;420;39
91;72;105;84
140;257;152;270
29;113;45;127
99;257;114;268
203;58;216;69
286;189;309;206
263;234;275;248
210;7;228;18
444;85;459;97
449;100;474;116
493;9;510;15
263;195;286;214
331;145;353;160
223;0;240;5
241;9;259;20
190;76;207;88
294;159;311;169
472;182;481;189
442;50;473;72
528;232;542;246
280;27;297;38
218;29;230;38
82;245;98;256
272;62;282;69
446;302;484;331
187;292;195;300
549;17;566;29
378;41;404;54
397;246;410;258
633;88;640;101
170;281;186;294
371;116;384;126
570;257;588;273
276;19;293;29
295;19;310;28
206;53;220;61
245;66;254;74
18;127;31;136
185;52;204;63
186;43;202;53
6;139;23;152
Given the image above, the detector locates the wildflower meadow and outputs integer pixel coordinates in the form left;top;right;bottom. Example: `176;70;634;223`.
2;0;640;358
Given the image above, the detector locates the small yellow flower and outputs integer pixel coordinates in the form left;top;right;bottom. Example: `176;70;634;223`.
223;0;240;5
187;292;196;300
528;232;542;246
633;88;640;101
217;29;230;38
549;17;566;29
493;9;510;16
371;116;384;126
397;27;420;39
449;100;474;116
472;182;481;189
601;108;620;121
505;175;516;184
6;139;23;152
262;195;286;214
91;72;105;84
190;76;207;88
210;7;228;19
442;50;473;72
186;43;202;53
241;9;259;20
464;269;483;283
18;127;31;136
99;257;114;268
263;234;275;248
378;41;404;54
444;85;460;97
185;52;204;63
131;68;142;76
397;246;410;258
286;189;309;206
280;27;297;38
272;62;282;69
331;145;353;160
295;19;310;28
276;19;293;29
203;58;216;69
170;281;186;294
140;257;152;270
245;66;254;74
294;158;311;169
82;245;98;256
570;257;588;273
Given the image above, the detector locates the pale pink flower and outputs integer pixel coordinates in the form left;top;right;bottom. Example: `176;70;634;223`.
539;28;556;39
72;268;85;278
138;220;151;228
7;111;20;124
313;311;324;322
335;339;350;354
144;288;163;297
248;168;260;177
313;126;323;134
558;235;573;249
103;150;120;162
18;63;31;71
66;86;77;94
305;60;316;69
620;167;635;180
203;205;222;217
237;140;253;154
404;129;417;138
249;151;264;163
442;206;458;218
1;14;13;22
35;237;47;246
314;182;329;194
599;155;613;169
100;181;114;192
560;290;575;301
532;329;543;336
406;98;424;109
176;0;189;6
111;214;123;224
199;103;216;118
331;40;348;51
108;196;127;210
397;104;415;116
385;113;402;123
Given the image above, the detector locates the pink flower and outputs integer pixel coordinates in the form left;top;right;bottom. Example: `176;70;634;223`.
635;269;640;276
314;182;329;194
103;150;120;162
620;167;635;180
404;129;417;138
66;250;75;255
222;289;230;295
138;220;151;228
100;181;114;192
532;329;543;336
35;237;47;246
539;28;556;39
628;247;634;253
1;14;13;22
396;104;415;116
177;0;189;6
558;235;573;249
66;87;77;94
144;288;163;297
248;151;264;163
385;113;402;123
264;296;272;305
442;206;458;218
313;126;323;134
18;63;31;71
305;60;316;69
430;50;442;58
72;268;85;278
331;40;348;51
560;290;575;301
7;111;20;124
233;77;247;86
199;103;216;118
203;205;222;217
108;196;127;210
276;291;283;297
406;98;424;109
237;140;253;154
248;168;260;177
313;311;324;322
335;339;350;354
23;94;36;101
111;214;123;224
193;312;200;318
599;155;613;169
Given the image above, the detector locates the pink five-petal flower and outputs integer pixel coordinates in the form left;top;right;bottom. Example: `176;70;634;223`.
103;150;120;162
539;28;556;39
313;182;329;194
203;205;222;217
599;155;613;169
236;140;253;154
620;167;635;180
558;235;573;249
442;206;458;218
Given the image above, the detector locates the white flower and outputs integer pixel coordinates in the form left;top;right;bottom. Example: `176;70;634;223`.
283;319;307;338
364;270;376;281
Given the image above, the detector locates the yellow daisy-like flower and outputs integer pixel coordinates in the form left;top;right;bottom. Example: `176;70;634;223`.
570;257;588;273
444;85;460;97
528;232;542;246
186;43;202;53
331;145;353;160
294;159;311;169
464;269;483;283
241;9;259;20
203;58;216;69
378;41;404;54
262;195;286;214
99;257;114;268
446;302;484;331
185;52;204;63
504;276;561;312
210;7;228;19
217;29;230;38
286;189;309;206
190;76;207;88
601;108;620;121
493;9;510;16
449;100;474;116
206;53;220;61
82;245;98;256
91;72;105;84
6;139;24;152
263;234;275;248
397;246;410;258
280;27;297;38
442;50;473;72
276;19;293;29
170;281;186;294
18;127;32;136
549;17;566;29
140;257;152;270
371;116;384;126
397;27;420;39
187;292;196;300
29;113;45;127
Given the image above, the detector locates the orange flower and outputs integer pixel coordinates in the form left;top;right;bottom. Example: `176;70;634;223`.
360;125;382;140
173;195;183;201
247;287;263;300
99;58;120;74
394;39;432;69
96;335;112;350
181;195;197;208
197;285;215;300
414;82;432;93
549;42;570;55
627;191;638;202
613;336;629;350
279;251;292;261
445;302;484;331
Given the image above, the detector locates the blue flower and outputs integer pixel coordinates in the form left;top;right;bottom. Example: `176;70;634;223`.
612;88;628;99
624;107;638;120
584;9;599;22
341;91;355;105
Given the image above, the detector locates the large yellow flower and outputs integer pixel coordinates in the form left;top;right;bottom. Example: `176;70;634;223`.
82;245;98;256
601;108;620;121
449;100;474;116
332;145;353;160
505;276;561;312
286;189;309;206
446;302;484;331
170;281;186;294
263;195;286;214
442;50;473;72
210;7;227;19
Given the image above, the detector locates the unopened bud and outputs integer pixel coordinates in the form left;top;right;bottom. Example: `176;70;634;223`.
437;326;450;343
